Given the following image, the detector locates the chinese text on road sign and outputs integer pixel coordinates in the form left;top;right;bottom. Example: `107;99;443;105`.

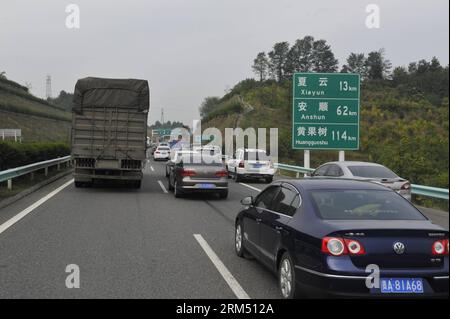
292;73;360;150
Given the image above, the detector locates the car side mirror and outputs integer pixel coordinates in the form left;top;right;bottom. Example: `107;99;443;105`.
241;196;253;206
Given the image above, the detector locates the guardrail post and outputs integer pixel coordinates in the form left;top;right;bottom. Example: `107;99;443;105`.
57;163;60;171
7;179;12;190
30;172;34;181
44;167;48;176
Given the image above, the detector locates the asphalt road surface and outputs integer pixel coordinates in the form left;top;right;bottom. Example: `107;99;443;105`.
0;160;448;298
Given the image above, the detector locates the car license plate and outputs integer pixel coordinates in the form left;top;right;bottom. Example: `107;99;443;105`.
253;164;263;168
380;278;424;294
198;184;215;189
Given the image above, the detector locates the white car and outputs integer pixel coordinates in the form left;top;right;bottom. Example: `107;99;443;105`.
226;148;275;183
153;146;171;161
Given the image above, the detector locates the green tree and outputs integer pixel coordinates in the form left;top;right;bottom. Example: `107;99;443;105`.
365;49;392;80
347;53;367;78
312;39;338;72
268;42;290;82
285;36;315;75
252;52;269;81
199;96;221;118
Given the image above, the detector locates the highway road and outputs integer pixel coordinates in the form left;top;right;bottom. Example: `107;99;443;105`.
0;160;448;299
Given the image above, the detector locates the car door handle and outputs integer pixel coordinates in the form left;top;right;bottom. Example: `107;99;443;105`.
256;218;262;223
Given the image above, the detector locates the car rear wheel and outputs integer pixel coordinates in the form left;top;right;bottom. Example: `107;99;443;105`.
133;180;141;189
219;190;228;199
74;181;84;188
265;176;273;183
234;170;242;183
235;222;246;257
279;252;301;299
174;181;183;198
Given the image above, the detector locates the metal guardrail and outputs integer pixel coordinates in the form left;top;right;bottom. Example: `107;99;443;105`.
411;184;449;200
0;156;72;190
275;163;449;201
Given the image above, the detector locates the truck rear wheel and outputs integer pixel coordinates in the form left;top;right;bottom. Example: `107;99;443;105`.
133;180;142;189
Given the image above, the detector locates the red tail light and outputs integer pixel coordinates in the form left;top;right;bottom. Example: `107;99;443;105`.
401;182;411;190
238;161;245;168
181;169;196;177
432;240;449;256
155;151;160;154
215;170;228;177
322;237;366;256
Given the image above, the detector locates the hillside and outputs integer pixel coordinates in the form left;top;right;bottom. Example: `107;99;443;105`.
0;76;72;142
200;71;449;190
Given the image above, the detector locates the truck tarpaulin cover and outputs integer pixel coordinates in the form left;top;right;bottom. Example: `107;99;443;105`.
73;77;150;113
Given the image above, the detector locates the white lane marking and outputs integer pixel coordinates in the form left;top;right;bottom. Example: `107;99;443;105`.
239;183;262;193
194;234;251;299
0;179;74;235
158;180;168;193
150;166;155;172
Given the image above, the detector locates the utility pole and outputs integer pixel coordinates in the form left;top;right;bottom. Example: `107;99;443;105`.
45;74;52;99
161;108;165;125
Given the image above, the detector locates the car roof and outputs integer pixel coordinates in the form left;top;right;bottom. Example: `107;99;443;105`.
279;178;390;191
321;161;384;167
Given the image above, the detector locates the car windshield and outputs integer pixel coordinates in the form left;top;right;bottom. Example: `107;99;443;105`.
309;190;426;220
181;155;223;166
244;151;270;161
158;147;170;151
347;165;398;179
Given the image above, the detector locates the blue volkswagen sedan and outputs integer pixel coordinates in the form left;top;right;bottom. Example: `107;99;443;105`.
234;179;449;298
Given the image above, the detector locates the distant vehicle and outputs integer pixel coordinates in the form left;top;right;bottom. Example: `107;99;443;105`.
166;150;199;177
71;77;149;189
235;179;449;299
226;148;275;183
311;161;411;200
167;153;228;199
158;142;170;148
153;146;171;161
193;145;222;157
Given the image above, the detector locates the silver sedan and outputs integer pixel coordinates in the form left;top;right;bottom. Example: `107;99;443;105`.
310;161;412;200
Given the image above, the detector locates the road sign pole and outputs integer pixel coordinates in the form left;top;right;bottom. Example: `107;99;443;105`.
339;151;345;162
304;150;310;177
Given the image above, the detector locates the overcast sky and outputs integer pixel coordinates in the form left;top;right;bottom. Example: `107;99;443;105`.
1;0;448;126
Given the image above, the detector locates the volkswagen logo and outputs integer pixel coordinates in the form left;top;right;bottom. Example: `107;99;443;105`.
393;242;406;255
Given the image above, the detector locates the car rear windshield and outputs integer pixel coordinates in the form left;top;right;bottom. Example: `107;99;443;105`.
181;155;223;166
347;165;398;179
244;151;270;161
309;190;426;220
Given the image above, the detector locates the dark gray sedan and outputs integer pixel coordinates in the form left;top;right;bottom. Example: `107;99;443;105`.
166;154;228;199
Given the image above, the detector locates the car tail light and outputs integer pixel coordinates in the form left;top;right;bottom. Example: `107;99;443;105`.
344;239;366;255
215;170;228;177
432;240;449;256
401;182;411;191
181;169;196;177
155;151;160;154
322;237;347;256
322;237;366;256
238;161;245;168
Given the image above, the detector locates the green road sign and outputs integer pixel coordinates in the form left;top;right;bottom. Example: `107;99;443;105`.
292;73;360;150
152;128;172;136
